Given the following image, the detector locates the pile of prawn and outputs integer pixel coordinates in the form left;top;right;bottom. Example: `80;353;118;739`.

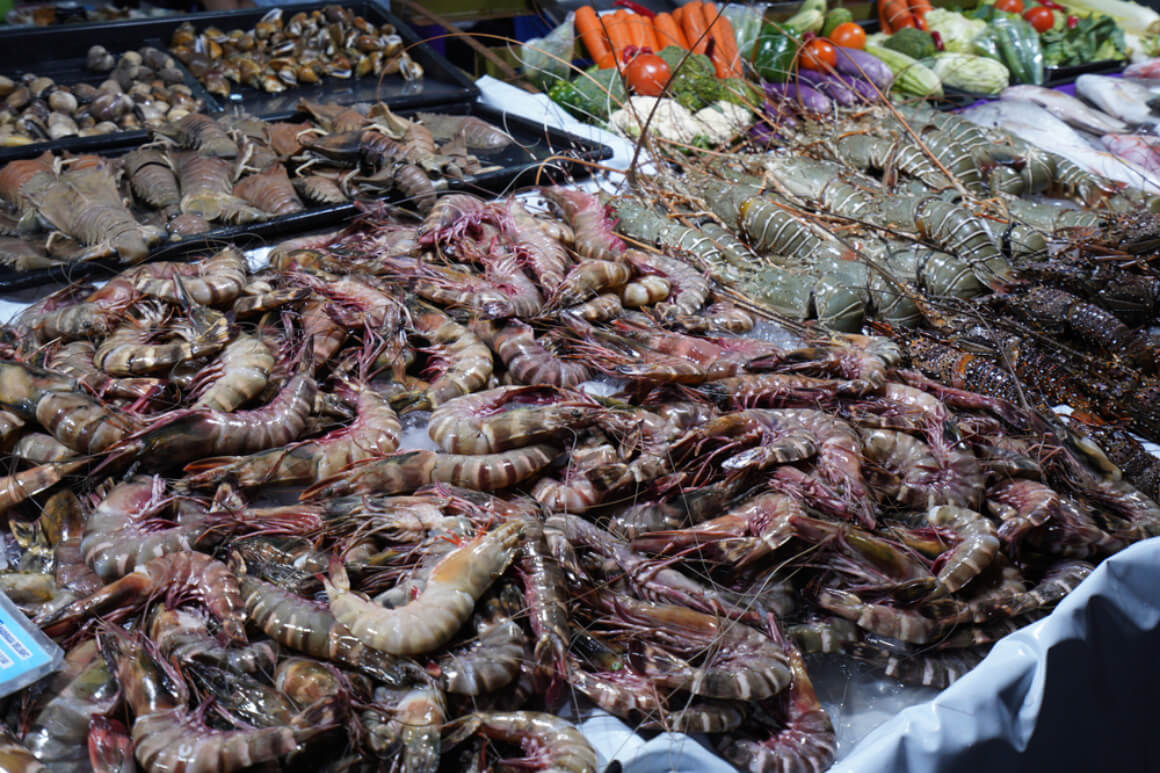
0;99;514;270
0;184;1154;773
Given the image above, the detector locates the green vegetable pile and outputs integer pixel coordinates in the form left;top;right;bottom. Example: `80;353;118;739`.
545;46;732;124
883;27;938;59
1041;13;1127;66
970;6;1046;85
887;0;1129;95
655;46;722;111
547;66;627;123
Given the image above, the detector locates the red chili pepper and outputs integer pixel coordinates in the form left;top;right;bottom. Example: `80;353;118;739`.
1039;0;1065;10
613;0;656;18
801;31;815;42
621;44;640;63
705;36;716;60
930;30;945;51
1067;14;1078;27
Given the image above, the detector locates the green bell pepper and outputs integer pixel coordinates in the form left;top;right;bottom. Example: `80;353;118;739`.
751;23;799;83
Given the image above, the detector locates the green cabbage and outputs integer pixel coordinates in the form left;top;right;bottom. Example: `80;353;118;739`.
549;66;626;123
656;46;721;112
926;8;988;53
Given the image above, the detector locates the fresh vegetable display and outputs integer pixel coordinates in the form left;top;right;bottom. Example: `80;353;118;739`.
1039;10;1127;66
546;0;903;143
546;0;754;136
868;0;1139;94
539;0;1149;136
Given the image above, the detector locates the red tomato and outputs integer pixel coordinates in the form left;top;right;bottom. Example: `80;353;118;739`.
828;22;867;50
1023;5;1055;32
995;0;1025;13
801;39;837;70
623;53;671;96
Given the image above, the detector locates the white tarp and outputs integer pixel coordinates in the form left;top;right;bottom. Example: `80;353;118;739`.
836;536;1160;771
571;537;1160;772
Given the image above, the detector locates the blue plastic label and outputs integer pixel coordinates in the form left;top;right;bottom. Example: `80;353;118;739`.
0;592;62;698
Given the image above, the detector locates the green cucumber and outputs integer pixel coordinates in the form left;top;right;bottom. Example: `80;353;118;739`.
865;43;943;98
784;8;825;34
822;7;853;37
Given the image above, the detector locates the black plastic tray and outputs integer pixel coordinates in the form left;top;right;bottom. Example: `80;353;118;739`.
0;101;612;292
0;43;215;164
941;59;1129;97
412;101;613;197
0;1;478;121
938;85;994;111
536;0;678;28
162;0;477;118
1045;58;1126;86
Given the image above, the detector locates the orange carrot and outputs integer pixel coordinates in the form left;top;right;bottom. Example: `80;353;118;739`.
653;12;688;49
680;1;710;55
908;0;932;29
616;10;640;50
673;5;686;25
700;7;730;78
878;0;893;33
881;0;916;32
717;14;744;76
639;14;661;52
604;11;632;64
575;6;615;69
703;2;741;77
627;12;648;52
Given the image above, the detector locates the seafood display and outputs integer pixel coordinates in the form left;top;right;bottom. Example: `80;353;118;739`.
0;177;1153;772
616;101;1160;453
0;45;205;146
0;102;518;269
169;5;422;99
0;7;1157;766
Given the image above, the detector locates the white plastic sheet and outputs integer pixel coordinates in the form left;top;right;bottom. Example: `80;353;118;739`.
836;536;1160;771
572;538;1160;772
475;75;644;175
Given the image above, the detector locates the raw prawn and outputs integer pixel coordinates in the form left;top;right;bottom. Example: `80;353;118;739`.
321;520;524;655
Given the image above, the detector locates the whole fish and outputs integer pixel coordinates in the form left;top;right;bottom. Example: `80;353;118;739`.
963;100;1160;194
1001;85;1128;135
964;99;1102;156
1124;58;1160;79
1102;133;1160;175
1075;74;1159;126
